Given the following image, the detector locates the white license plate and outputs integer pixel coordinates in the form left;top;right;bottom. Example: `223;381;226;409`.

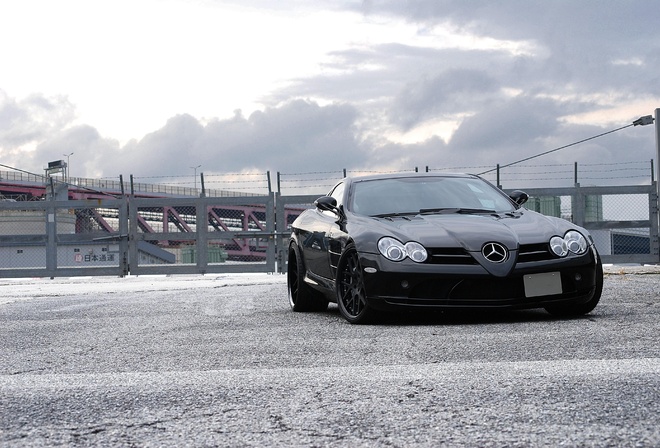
524;272;562;298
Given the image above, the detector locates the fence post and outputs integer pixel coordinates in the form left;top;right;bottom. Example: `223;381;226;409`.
572;183;585;226
46;203;57;278
128;192;139;275
649;182;659;262
655;108;660;247
119;197;129;276
196;197;208;274
266;192;277;272
275;192;286;273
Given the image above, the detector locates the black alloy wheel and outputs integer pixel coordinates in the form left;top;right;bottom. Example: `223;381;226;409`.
336;244;374;324
287;243;328;312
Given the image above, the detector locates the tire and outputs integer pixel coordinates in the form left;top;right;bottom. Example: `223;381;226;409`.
545;259;603;317
287;243;329;312
336;244;375;324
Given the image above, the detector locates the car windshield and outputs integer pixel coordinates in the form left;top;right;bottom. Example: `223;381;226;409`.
349;177;517;217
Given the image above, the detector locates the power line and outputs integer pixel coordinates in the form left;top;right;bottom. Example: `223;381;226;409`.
478;115;654;176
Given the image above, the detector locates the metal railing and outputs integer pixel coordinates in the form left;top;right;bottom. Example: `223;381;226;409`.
0;183;657;278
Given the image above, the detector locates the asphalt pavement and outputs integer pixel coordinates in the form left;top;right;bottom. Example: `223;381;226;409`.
1;268;659;447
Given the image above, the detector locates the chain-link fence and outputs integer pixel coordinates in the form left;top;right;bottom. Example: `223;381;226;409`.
0;178;658;278
507;184;658;264
129;196;275;276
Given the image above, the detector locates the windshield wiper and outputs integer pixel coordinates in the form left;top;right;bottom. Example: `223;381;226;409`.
419;207;497;215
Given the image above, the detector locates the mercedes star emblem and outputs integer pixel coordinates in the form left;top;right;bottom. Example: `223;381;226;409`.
482;242;508;263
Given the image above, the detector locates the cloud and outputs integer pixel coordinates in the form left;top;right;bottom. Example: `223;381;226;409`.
0;90;76;149
105;100;363;179
31;125;120;179
390;69;501;130
1;0;658;192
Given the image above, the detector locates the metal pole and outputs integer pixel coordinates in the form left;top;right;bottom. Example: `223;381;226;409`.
656;109;660;195
655;108;660;258
651;159;655;184
574;162;578;185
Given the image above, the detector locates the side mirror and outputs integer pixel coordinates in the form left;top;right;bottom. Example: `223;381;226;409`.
509;190;529;206
314;196;338;212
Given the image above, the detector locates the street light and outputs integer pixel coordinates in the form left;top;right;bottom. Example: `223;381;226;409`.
191;165;201;191
63;152;74;181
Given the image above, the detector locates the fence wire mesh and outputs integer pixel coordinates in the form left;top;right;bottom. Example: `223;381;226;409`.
0;176;658;278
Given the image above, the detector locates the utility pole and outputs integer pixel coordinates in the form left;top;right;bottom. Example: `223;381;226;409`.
63;152;74;181
191;165;201;192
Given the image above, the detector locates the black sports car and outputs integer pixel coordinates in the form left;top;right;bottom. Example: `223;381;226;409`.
287;173;603;324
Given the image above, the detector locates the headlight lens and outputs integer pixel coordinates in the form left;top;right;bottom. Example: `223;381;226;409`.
550;236;568;257
378;237;407;261
565;230;588;254
405;242;428;263
378;237;427;263
550;230;589;257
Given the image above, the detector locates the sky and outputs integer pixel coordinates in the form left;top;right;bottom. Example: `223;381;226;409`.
1;0;659;193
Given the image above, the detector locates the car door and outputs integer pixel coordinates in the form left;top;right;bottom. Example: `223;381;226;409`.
300;182;345;281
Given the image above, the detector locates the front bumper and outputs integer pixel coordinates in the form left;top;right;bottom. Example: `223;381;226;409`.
358;249;599;311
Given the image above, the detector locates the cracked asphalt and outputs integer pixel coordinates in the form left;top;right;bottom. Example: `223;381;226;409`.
1;269;659;447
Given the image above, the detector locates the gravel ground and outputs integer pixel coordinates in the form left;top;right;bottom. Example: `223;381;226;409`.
0;267;659;447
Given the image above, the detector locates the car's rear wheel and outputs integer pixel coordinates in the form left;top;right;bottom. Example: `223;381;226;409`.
545;259;603;317
287;243;328;312
336;244;375;324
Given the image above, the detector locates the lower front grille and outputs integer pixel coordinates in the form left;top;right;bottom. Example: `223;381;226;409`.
409;277;523;300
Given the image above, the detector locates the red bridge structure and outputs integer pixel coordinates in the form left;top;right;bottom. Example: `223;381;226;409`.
0;171;306;262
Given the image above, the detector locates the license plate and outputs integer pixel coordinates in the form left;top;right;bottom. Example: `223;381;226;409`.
524;272;562;298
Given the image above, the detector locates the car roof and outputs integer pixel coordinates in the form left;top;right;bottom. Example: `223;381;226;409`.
344;172;478;183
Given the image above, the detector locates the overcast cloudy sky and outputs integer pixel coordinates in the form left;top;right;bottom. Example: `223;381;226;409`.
1;0;659;191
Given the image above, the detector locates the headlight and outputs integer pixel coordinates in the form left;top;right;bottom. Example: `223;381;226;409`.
549;231;588;257
550;236;568;257
405;242;428;263
565;230;588;254
378;237;427;263
378;237;407;261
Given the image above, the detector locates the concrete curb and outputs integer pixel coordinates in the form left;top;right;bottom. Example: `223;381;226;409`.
604;264;660;275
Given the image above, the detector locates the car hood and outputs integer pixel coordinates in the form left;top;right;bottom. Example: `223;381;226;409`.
347;209;588;278
355;210;577;252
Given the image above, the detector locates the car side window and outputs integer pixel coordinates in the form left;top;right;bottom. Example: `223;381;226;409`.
330;183;344;207
322;183;344;217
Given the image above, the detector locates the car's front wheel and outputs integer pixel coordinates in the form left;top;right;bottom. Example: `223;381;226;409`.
287;243;328;312
545;259;603;317
336;244;375;324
